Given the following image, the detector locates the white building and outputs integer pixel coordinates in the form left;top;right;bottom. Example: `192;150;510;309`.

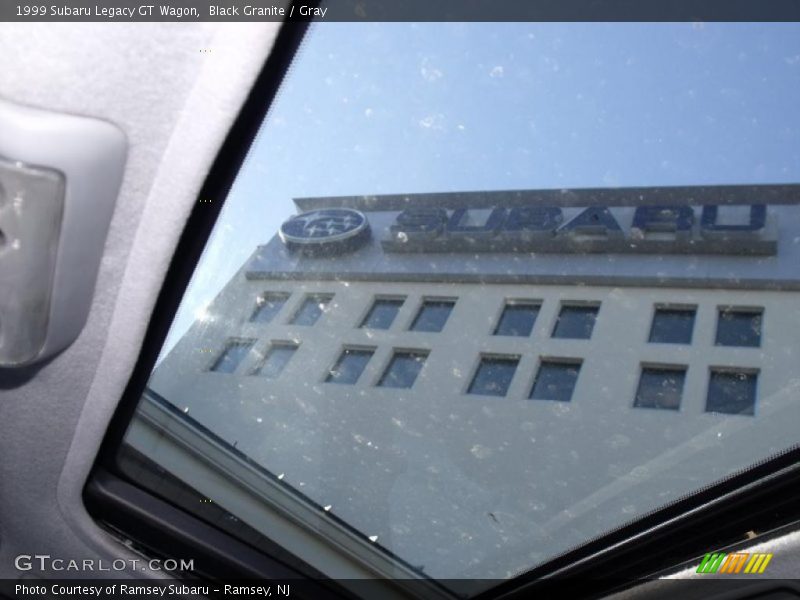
137;185;800;585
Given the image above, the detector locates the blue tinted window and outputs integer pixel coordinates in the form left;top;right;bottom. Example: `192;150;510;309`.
715;309;763;347
410;300;455;332
552;305;599;339
468;356;519;397
649;308;695;344
326;348;374;385
378;351;427;388
530;360;581;402
494;302;540;337
361;298;404;330
291;294;332;326
256;344;298;379
210;340;253;374
250;292;290;323
634;367;686;410
707;370;758;415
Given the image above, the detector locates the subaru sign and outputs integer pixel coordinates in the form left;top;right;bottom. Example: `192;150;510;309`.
279;209;371;254
381;204;776;255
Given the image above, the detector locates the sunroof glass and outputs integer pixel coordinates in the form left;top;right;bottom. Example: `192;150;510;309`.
121;21;800;596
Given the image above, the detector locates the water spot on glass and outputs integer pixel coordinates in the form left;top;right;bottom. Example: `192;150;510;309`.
608;433;631;449
553;403;571;416
420;57;443;82
470;444;493;459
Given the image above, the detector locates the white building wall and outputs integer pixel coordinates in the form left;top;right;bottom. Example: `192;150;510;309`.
149;266;800;580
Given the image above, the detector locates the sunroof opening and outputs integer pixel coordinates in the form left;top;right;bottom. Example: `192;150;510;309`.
121;20;800;596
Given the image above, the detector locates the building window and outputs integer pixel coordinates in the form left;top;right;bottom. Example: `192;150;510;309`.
410;299;456;332
360;298;405;330
706;369;758;415
634;366;687;410
649;307;696;344
250;292;290;323
494;301;541;337
715;308;763;347
290;294;333;326
552;304;600;339
467;355;519;397
378;351;428;389
254;343;298;379
209;340;254;374
326;348;374;385
530;359;581;402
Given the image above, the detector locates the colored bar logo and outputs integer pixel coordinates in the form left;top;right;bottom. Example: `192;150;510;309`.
696;552;773;574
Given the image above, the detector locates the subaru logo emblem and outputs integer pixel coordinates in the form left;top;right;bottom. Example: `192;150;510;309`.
279;209;371;254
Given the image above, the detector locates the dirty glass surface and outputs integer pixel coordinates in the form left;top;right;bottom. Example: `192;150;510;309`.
530;360;582;402
494;303;540;337
649;308;696;344
120;21;800;593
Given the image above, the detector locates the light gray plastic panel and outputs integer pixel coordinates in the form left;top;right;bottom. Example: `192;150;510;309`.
0;157;65;365
0;98;127;367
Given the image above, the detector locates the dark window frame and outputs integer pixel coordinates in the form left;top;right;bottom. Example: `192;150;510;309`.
467;353;521;397
408;297;456;333
250;341;299;379
290;293;333;326
376;349;429;389
249;291;291;323
551;302;600;340
359;296;406;330
714;306;764;348
493;300;542;337
706;367;759;416
529;358;582;402
633;364;688;411
648;304;697;345
208;338;256;374
324;346;375;385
